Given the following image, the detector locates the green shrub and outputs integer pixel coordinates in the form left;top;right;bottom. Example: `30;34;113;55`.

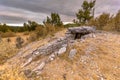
35;26;47;37
45;24;55;34
28;33;38;42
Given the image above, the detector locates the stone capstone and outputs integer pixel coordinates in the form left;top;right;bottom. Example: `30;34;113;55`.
66;26;96;39
68;26;96;34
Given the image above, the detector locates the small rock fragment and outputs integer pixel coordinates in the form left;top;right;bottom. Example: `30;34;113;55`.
48;54;56;61
69;49;77;59
22;57;33;67
33;61;46;71
62;44;67;47
58;47;67;55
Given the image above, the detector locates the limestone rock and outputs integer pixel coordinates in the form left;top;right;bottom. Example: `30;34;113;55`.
81;33;96;39
69;49;77;59
33;61;46;71
22;57;33;67
48;54;56;61
68;26;96;34
58;47;67;55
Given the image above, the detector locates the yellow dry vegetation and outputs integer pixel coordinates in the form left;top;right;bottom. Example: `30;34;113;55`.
0;31;120;80
0;66;27;80
41;32;120;80
0;30;67;80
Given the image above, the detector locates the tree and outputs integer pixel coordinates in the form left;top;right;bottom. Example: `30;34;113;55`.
23;23;29;31
75;0;96;25
43;13;63;26
1;24;9;32
23;21;38;31
97;13;110;30
115;10;120;31
28;21;38;31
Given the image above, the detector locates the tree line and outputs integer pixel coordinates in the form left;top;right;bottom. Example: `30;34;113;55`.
0;12;63;32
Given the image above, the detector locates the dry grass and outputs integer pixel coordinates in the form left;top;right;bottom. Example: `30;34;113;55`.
0;31;16;38
40;32;120;80
0;40;18;64
0;32;30;64
0;30;120;80
0;66;27;80
0;27;67;80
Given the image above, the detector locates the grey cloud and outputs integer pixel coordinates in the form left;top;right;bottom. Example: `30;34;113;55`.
0;15;27;23
0;0;120;24
0;0;83;16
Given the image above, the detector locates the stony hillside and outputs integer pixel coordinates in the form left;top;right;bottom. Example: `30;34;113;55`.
0;28;120;80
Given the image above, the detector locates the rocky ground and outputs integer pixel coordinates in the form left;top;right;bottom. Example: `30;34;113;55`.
0;30;120;80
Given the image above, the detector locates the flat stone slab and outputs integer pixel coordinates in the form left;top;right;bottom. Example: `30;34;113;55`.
68;26;96;34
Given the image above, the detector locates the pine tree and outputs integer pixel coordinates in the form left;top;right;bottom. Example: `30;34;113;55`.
75;0;96;25
115;10;120;31
44;13;63;26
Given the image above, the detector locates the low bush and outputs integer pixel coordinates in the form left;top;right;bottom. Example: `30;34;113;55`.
88;10;120;32
16;36;24;48
28;33;38;42
35;26;47;38
0;41;18;65
0;31;16;38
23;31;29;35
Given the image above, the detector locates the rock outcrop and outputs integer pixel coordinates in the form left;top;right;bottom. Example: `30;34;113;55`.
69;49;77;59
22;26;96;74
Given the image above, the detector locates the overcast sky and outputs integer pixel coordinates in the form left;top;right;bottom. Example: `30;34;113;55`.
0;0;120;25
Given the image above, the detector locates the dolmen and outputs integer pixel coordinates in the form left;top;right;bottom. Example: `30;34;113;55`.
66;26;96;39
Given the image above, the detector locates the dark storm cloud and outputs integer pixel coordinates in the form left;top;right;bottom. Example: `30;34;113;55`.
0;15;27;23
0;0;120;24
0;0;80;16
